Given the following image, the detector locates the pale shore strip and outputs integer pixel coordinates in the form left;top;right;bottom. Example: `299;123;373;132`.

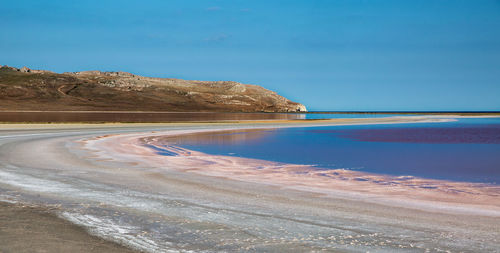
1;115;499;252
0;114;454;128
83;122;500;217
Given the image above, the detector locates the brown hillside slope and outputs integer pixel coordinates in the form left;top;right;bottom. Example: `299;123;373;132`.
0;65;306;112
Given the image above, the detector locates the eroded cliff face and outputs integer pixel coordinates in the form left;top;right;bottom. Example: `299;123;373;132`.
0;65;306;112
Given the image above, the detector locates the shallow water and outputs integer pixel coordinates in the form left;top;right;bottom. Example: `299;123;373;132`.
171;117;500;184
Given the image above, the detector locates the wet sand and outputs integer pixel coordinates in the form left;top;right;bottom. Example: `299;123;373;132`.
0;202;136;253
1;116;499;252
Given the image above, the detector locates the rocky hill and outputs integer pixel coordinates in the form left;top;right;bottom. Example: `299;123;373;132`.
0;65;306;112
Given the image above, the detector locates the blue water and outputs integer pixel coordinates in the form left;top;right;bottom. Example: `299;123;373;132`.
174;117;500;184
300;113;412;119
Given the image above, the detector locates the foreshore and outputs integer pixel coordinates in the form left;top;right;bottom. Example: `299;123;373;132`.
0;201;136;253
87;124;500;217
1;116;499;252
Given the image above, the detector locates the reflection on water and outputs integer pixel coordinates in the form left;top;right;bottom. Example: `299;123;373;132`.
312;125;500;144
168;118;500;183
158;129;275;146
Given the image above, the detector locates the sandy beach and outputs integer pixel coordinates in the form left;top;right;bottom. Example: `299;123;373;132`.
1;116;499;252
0;201;136;253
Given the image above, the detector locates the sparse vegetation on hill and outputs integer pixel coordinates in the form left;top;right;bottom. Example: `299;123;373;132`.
0;65;306;112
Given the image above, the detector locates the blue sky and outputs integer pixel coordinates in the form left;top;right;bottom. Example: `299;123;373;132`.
1;0;499;111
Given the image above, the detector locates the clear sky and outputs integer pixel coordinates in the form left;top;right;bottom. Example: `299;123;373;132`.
1;0;499;111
